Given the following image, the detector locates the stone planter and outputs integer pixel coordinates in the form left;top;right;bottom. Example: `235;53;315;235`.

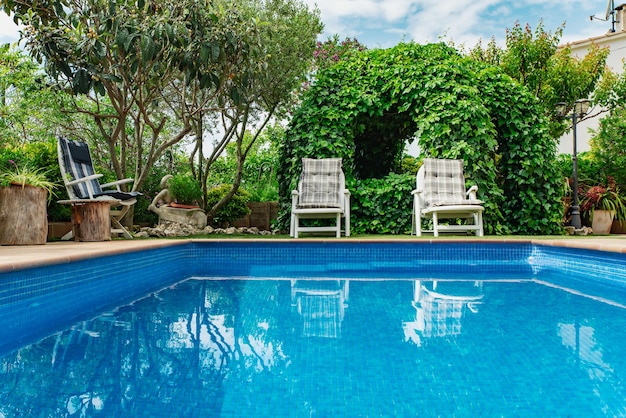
0;184;48;245
153;205;207;229
591;209;615;235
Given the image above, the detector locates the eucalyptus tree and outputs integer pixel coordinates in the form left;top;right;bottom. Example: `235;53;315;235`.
1;0;261;193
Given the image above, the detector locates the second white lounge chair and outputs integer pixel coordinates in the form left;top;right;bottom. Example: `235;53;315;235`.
412;158;484;237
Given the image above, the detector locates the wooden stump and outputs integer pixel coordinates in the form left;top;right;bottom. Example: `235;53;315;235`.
0;185;48;245
71;202;111;242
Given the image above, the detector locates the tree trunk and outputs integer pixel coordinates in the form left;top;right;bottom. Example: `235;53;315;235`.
71;202;111;242
0;185;48;245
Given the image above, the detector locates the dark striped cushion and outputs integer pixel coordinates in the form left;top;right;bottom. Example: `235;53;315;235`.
59;137;103;199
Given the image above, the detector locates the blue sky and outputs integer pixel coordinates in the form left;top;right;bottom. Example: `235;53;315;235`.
0;1;616;48
301;0;615;48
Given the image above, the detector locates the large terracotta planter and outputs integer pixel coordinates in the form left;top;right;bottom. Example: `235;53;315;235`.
0;184;48;245
591;209;615;235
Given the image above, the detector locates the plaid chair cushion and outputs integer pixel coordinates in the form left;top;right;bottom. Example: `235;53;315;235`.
421;159;482;207
298;158;342;208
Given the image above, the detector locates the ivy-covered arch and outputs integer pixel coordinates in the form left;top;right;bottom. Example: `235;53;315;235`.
278;42;563;235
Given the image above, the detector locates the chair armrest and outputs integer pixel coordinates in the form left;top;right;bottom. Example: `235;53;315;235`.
411;189;422;196
66;173;103;186
466;185;479;199
343;189;351;197
101;178;134;191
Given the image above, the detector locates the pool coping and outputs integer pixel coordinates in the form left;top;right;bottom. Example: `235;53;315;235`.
1;236;625;273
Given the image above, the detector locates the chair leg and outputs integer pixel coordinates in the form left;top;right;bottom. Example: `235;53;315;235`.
290;212;295;237
293;215;299;239
432;212;439;237
61;230;74;241
111;205;133;239
111;217;133;239
345;211;350;237
476;211;484;236
336;213;341;238
413;198;422;236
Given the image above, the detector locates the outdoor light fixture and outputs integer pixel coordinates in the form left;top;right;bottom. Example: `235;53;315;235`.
555;98;591;230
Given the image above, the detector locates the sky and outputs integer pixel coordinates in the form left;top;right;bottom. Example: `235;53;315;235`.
0;1;618;48
301;0;615;48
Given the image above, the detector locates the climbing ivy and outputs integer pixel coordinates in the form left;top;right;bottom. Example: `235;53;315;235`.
278;42;564;235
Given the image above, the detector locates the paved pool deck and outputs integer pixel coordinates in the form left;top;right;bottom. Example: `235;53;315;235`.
1;236;626;273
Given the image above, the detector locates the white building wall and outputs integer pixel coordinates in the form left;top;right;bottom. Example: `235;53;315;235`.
557;5;626;154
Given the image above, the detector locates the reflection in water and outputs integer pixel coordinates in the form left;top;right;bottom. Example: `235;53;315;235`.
291;280;349;338
403;280;483;346
2;278;626;416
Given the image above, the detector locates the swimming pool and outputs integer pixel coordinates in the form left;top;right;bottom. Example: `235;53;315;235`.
1;241;626;416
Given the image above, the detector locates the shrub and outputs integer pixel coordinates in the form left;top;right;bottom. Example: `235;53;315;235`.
205;184;251;227
350;173;414;234
278;42;563;235
168;174;202;205
589;107;626;188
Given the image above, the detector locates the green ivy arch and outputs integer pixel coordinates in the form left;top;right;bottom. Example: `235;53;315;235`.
278;42;563;235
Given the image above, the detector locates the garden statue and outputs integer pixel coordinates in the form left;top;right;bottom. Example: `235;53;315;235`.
148;174;207;229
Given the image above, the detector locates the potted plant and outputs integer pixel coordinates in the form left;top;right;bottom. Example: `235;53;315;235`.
168;174;203;209
0;160;57;245
579;177;626;234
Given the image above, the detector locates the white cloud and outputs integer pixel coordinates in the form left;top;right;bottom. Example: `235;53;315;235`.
0;14;20;45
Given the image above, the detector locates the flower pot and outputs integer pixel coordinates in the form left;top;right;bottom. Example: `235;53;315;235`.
0;184;48;245
591;209;615;235
611;219;626;234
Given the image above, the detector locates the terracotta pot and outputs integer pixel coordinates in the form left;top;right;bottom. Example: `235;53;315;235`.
591;210;615;235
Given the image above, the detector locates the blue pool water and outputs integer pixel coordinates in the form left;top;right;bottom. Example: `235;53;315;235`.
1;242;626;417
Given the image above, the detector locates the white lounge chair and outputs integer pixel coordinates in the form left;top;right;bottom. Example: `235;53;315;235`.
412;158;484;237
57;136;142;239
290;158;351;238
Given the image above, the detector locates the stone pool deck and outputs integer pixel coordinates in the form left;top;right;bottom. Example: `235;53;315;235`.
0;236;625;273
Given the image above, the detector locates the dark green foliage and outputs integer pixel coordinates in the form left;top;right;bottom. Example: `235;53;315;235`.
349;173;414;234
589;107;626;189
207;126;281;202
169;174;202;205
278;42;564;235
205;184;251;227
